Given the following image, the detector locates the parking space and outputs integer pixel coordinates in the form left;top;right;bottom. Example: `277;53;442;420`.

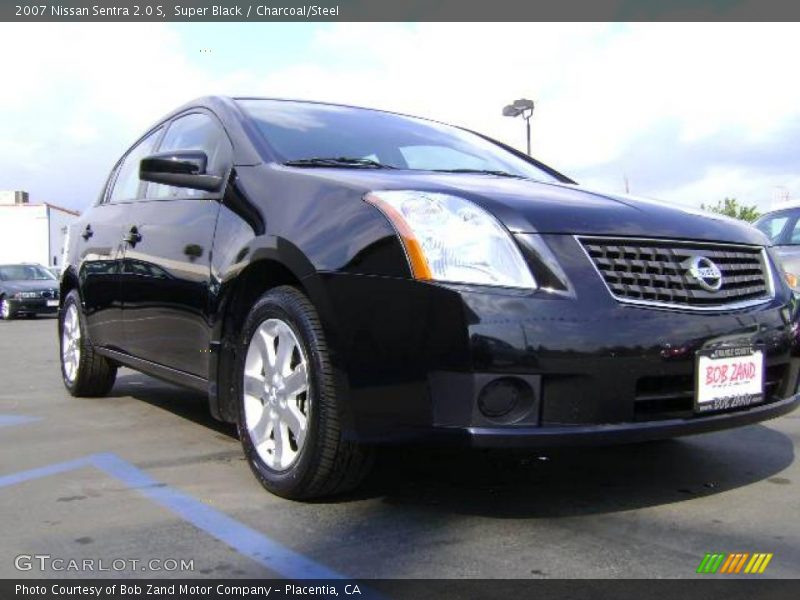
1;318;798;579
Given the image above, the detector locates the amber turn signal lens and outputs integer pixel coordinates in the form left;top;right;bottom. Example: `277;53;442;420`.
785;272;799;290
364;193;433;280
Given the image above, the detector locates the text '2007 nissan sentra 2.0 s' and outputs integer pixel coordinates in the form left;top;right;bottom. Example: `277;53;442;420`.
58;97;800;499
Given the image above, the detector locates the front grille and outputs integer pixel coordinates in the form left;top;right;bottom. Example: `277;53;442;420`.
579;237;773;309
633;364;787;421
18;290;58;300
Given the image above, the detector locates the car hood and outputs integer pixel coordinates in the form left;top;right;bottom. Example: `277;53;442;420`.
292;168;768;246
1;280;58;293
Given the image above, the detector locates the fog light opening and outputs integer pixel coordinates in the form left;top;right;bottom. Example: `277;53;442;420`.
477;377;534;424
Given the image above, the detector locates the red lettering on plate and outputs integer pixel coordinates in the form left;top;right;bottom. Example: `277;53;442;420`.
708;360;756;386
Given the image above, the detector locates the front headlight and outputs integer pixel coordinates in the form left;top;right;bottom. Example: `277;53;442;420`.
365;190;536;289
14;291;38;299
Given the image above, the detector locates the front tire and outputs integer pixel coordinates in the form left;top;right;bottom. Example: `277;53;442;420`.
235;286;373;499
60;290;117;397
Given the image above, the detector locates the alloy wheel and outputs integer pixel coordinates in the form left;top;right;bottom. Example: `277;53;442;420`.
61;303;81;383
243;318;310;471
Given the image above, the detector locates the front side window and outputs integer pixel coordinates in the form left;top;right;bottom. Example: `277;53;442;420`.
237;99;563;183
108;128;162;203
148;112;232;199
0;265;56;281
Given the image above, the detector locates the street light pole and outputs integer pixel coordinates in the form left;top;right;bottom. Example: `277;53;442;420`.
502;98;535;156
525;114;531;156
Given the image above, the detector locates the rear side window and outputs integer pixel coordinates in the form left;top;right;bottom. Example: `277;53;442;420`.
108;128;162;203
148;112;232;199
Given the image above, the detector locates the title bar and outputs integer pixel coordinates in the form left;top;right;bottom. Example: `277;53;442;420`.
4;0;800;22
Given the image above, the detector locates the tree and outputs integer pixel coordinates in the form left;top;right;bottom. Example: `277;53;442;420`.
700;197;761;223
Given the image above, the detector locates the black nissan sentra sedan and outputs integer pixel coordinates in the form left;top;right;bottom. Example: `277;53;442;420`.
0;264;60;320
58;96;800;498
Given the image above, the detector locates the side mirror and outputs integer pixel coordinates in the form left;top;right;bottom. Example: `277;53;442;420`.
139;150;223;193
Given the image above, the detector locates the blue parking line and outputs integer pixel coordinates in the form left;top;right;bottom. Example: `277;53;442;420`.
0;453;347;580
90;453;346;579
0;456;92;488
0;414;41;428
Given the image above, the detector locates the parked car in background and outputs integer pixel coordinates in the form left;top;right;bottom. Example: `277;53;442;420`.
0;263;60;320
58;96;800;499
755;205;800;293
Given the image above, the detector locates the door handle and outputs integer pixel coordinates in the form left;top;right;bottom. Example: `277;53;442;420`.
81;225;93;241
123;226;142;246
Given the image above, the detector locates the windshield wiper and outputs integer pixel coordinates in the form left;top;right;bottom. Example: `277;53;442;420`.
283;157;397;169
429;168;524;178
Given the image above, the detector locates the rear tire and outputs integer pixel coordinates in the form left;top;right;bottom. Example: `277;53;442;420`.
59;290;117;397
0;296;14;320
235;285;373;499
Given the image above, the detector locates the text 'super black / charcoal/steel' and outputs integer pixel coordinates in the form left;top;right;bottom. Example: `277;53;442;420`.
57;97;800;498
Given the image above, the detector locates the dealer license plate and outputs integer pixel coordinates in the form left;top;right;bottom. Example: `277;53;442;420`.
46;300;58;307
695;347;764;414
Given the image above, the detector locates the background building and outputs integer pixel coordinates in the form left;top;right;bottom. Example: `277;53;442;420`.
0;190;79;270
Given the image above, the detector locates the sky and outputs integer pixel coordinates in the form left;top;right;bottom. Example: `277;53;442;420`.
1;22;799;213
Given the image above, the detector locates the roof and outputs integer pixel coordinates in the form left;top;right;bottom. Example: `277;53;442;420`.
762;200;800;215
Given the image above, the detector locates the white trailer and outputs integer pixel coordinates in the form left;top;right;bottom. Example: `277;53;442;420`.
0;191;80;270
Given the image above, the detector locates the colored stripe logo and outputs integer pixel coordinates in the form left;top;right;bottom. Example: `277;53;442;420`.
697;553;773;574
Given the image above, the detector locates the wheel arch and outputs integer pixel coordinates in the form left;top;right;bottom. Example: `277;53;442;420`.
59;266;81;308
210;245;344;425
56;267;82;341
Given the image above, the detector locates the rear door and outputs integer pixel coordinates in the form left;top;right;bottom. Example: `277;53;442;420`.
78;128;162;348
118;111;232;377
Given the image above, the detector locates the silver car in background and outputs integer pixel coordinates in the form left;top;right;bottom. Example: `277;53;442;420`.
755;204;800;293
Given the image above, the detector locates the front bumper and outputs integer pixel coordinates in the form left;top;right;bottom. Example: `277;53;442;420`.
5;298;59;316
456;394;800;447
317;234;800;445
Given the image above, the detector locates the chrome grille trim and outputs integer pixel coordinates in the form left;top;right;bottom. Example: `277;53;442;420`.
576;236;775;311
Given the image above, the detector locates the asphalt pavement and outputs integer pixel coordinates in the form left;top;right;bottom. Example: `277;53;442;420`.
0;317;798;579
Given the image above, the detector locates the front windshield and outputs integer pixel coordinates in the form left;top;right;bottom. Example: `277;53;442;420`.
237;99;564;183
755;211;795;244
0;265;56;282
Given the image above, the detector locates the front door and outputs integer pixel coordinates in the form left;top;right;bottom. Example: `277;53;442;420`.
119;111;232;378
